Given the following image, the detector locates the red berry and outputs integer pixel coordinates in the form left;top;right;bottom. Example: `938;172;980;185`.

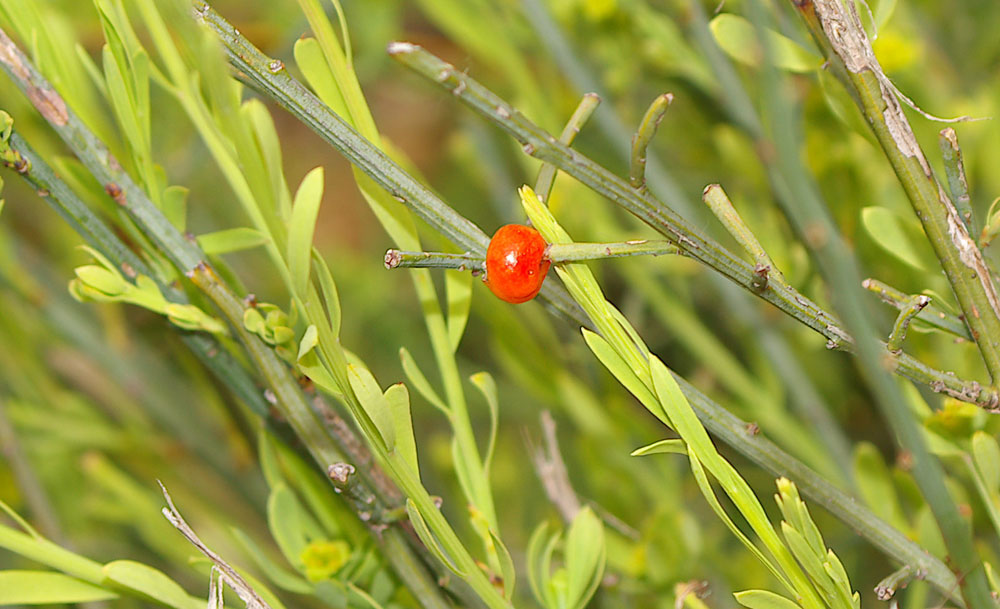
485;224;551;304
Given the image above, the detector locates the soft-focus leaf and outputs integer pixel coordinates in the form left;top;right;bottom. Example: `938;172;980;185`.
287;167;325;296
0;570;118;603
102;560;192;609
709;13;821;73
197;227;269;255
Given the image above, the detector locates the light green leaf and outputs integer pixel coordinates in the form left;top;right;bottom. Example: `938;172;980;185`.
287;167;325;296
298;325;319;361
860;207;934;270
564;507;606;609
74;265;127;296
630;438;687;456
346;364;396;451
294;37;350;120
312;249;342;337
734;589;803;609
972;432;1000;497
526;521;561;609
230;528;313;594
384;382;419;478
102;560;191;609
405;499;464;575
399;347;449;414
197;227;269;255
469;371;499;471
0;570;118;603
709;13;822;73
580;329;664;423
445;269;472;352
267;483;323;571
488;527;516;600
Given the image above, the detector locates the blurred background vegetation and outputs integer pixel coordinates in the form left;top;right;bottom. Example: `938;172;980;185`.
2;0;1000;608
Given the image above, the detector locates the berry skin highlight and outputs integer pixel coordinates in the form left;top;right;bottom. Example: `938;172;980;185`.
484;224;551;304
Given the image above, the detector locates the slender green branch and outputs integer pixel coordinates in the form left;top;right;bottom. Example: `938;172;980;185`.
791;0;1000;387
886;295;931;354
630;93;673;192
939;128;974;235
388;41;998;409
536;92;600;203
875;564;925;601
703;183;784;289
760;3;992;608
863;278;972;340
385;250;484;271
384;241;681;271
190;8;965;598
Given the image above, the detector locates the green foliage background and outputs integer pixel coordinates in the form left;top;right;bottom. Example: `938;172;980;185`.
2;0;1000;608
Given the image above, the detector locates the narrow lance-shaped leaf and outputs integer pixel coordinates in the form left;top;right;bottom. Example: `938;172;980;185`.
287;167;325;297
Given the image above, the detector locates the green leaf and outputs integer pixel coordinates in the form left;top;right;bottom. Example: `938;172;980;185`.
298;325;319;361
526;521;561;609
564;507;606;609
852;442;907;531
469;371;499;471
488;527;516;600
734;589;804;609
399;347;449;414
404;499;464;575
267;483;324;571
860;207;935;270
312;248;342;337
0;570;118;603
229;528;313;594
162;185;188;231
972;432;1000;497
102;560;191;609
384;382;419;478
294;37;350;120
445;269;472;352
257;430;284;490
346;364;396;451
287;167;325;296
580;329;664;424
197;227;269;255
74;265;127;296
709;13;821;73
630;438;687;456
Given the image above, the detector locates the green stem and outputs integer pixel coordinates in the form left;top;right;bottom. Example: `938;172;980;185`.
389;42;999;409
886;295;931;354
863;278;972;340
792;0;1000;387
703;184;784;287
874;564;922;601
629;93;673;192
761;3;992;607
384;241;681;271
535;93;600;203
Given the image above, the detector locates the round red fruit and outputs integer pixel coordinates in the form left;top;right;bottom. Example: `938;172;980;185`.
485;224;551;304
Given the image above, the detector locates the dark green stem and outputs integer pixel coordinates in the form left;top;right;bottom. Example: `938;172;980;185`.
536;93;600;203
629;93;672;192
886;295;931;354
863;278;972;340
792;0;1000;388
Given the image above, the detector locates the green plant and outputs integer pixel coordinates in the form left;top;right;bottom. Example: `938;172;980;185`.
1;1;1000;609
